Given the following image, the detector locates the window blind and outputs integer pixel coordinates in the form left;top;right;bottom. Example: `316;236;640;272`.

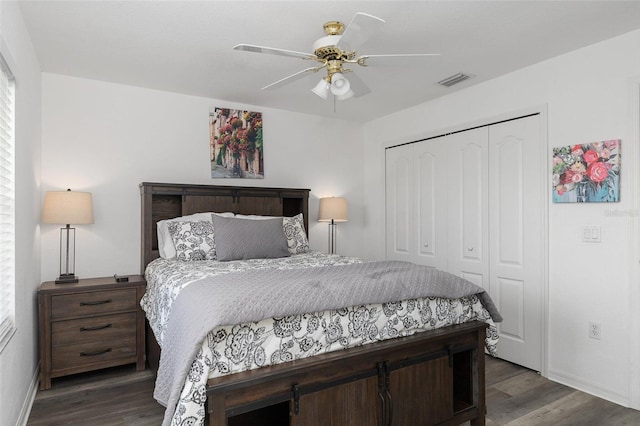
0;53;15;353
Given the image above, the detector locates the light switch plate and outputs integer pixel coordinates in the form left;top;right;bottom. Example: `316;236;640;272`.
582;225;601;243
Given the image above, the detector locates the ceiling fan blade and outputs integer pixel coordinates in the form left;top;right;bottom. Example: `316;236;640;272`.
336;12;385;51
346;72;371;97
357;53;440;67
233;44;317;60
262;67;319;90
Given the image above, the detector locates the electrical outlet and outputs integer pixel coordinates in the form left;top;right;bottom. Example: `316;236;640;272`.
589;321;601;340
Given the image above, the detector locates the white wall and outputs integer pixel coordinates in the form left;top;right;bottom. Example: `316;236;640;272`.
362;29;640;407
0;3;41;426
40;73;365;280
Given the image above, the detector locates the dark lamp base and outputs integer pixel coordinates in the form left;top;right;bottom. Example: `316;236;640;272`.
55;274;78;284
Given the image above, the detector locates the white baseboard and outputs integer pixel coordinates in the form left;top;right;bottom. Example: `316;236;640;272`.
16;363;39;426
548;368;629;408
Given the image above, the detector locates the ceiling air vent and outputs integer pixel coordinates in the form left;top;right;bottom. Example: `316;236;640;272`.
437;73;471;87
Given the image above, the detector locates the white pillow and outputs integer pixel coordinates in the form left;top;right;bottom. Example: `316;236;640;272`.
234;214;277;220
157;212;234;259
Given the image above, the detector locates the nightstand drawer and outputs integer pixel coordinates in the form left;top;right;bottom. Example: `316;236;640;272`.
51;336;137;371
51;288;137;319
52;312;136;346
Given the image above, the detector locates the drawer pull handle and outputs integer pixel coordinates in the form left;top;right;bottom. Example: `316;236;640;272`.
80;299;112;306
80;348;112;357
80;324;113;332
384;361;393;426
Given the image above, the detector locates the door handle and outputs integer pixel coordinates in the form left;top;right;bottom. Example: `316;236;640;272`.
384;361;393;426
377;362;386;426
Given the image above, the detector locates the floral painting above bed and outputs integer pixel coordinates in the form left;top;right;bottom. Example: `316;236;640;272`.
552;139;620;203
210;107;264;179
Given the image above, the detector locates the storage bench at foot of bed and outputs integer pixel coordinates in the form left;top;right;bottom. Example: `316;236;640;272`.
206;321;487;426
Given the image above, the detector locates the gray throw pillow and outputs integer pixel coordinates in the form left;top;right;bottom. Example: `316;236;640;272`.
212;215;291;261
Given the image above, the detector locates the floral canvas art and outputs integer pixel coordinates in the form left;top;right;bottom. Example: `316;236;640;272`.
552;139;620;203
210;108;264;179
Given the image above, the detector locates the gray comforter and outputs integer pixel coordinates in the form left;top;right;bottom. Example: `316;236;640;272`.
154;260;502;424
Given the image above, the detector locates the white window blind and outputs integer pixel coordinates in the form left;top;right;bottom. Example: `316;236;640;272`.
0;53;15;353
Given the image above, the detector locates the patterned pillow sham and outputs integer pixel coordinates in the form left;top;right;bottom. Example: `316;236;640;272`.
235;213;309;254
157;212;233;259
167;220;216;261
282;213;309;254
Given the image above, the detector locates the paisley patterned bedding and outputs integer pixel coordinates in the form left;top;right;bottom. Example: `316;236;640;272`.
142;251;363;345
142;253;499;426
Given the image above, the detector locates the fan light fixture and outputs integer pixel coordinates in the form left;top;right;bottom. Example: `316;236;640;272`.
337;89;354;101
330;73;350;95
312;79;331;99
312;73;353;100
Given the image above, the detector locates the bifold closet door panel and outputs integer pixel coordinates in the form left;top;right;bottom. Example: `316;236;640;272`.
385;144;414;262
413;140;449;270
445;127;490;291
488;115;544;372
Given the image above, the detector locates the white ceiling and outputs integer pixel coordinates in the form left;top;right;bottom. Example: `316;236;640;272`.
17;1;640;123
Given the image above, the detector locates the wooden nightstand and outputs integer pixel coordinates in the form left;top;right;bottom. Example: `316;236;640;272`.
38;275;146;390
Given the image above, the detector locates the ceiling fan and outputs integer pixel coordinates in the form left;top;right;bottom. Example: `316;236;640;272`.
233;12;439;101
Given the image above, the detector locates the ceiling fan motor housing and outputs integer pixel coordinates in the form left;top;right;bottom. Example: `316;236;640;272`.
312;35;343;56
323;21;344;35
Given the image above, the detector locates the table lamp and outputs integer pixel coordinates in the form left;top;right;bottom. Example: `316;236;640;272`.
42;189;93;283
318;196;348;254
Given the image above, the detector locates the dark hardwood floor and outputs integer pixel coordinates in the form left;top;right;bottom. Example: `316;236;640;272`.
27;356;640;425
482;357;640;426
27;366;164;426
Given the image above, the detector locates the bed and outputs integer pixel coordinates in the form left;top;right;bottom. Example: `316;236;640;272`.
139;182;501;426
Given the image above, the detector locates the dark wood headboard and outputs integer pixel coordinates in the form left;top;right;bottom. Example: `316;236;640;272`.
140;182;310;273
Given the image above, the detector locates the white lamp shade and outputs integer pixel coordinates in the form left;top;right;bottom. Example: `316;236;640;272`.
312;79;330;99
336;89;354;101
330;73;351;96
43;190;94;225
318;197;348;222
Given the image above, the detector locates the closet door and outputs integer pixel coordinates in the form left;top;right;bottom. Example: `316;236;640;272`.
413;140;448;269
446;128;490;290
385;144;413;262
489;115;543;371
384;115;545;372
